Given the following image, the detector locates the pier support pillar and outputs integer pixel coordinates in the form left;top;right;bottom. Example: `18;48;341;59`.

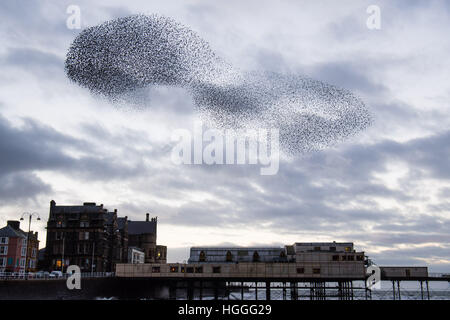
392;281;396;300
265;281;271;301
187;281;194;301
420;281;424;300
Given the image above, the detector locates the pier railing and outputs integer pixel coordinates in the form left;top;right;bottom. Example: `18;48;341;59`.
0;271;115;280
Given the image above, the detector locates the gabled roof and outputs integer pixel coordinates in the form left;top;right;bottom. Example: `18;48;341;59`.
0;225;27;238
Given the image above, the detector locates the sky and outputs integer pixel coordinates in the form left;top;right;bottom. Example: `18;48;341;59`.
0;0;449;271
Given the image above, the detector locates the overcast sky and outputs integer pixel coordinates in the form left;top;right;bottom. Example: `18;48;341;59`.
0;0;449;271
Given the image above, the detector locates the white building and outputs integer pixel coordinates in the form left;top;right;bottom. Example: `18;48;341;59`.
128;247;145;264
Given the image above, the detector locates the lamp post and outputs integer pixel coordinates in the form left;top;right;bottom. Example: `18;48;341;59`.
20;212;40;277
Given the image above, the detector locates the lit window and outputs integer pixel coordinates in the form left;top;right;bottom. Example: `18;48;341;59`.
226;251;233;262
170;266;179;273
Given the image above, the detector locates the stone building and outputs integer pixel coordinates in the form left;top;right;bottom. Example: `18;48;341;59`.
127;214;167;264
43;200;166;272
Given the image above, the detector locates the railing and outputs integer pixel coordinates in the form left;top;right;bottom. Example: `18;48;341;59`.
428;273;450;279
0;271;115;280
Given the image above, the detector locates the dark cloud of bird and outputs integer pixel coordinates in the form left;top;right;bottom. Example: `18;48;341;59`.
65;14;372;154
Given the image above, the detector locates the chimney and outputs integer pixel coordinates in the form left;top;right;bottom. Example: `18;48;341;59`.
7;220;20;230
50;200;56;207
146;213;149;222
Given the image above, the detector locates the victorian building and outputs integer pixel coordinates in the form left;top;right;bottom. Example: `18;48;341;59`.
43;200;166;272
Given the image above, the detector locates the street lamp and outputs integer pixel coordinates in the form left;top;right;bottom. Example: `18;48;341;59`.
20;212;40;276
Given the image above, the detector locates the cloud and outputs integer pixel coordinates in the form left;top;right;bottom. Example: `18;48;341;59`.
0;0;449;272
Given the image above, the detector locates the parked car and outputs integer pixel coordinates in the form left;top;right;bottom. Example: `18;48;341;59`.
35;271;50;278
11;272;24;279
49;271;63;278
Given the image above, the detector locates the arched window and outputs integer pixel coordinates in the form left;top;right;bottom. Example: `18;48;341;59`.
252;251;260;262
199;251;206;262
226;250;233;262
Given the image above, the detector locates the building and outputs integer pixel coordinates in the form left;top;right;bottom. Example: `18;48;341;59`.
0;220;39;273
128;247;145;264
127;214;167;264
43;200;166;272
184;242;366;278
188;247;286;263
44;201;122;272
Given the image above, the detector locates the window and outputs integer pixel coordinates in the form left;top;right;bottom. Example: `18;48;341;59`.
0;237;8;244
297;268;304;274
79;232;89;240
0;258;5;267
80;221;89;228
342;255;347;261
186;267;194;273
226;251;233;262
313;268;321;274
348;255;354;261
356;255;364;261
7;257;13;266
170;266;179;273
181;267;185;273
213;266;221;273
405;269;411;277
152;266;160;273
20;259;25;267
21;247;26;257
330;247;336;252
195;267;203;273
314;246;321;251
32;248;37;257
22;239;27;245
199;251;206;262
252;251;260;262
238;250;248;256
345;247;352;252
0;246;7;255
332;255;339;261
